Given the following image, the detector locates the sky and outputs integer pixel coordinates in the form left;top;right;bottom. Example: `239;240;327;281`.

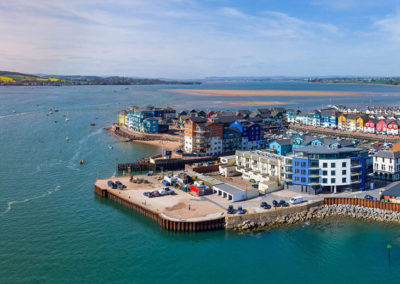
1;0;400;78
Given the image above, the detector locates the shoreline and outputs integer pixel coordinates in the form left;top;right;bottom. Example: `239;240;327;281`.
165;89;366;97
107;125;182;151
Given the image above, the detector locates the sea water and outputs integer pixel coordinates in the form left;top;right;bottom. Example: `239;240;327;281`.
1;82;400;283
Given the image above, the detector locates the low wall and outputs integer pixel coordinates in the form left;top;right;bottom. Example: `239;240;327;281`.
225;200;324;230
324;197;400;212
94;184;225;232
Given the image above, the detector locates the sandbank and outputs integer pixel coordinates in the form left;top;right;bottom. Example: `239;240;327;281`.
166;89;364;96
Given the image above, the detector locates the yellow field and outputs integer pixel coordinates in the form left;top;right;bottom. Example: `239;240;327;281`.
37;78;60;82
0;76;16;83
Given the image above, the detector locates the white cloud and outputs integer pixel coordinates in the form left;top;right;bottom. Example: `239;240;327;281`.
374;10;400;43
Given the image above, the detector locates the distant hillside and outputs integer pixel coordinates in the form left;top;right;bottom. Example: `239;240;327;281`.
0;71;200;86
308;77;400;86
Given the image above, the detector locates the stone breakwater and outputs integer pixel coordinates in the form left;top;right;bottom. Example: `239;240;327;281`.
228;204;400;231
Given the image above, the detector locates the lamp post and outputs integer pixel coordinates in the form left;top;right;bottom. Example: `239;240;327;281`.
387;244;392;264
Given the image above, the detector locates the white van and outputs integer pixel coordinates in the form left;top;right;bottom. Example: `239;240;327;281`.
289;196;304;204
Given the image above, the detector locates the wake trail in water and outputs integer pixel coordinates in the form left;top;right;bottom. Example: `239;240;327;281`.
0;111;39;120
67;128;103;170
1;186;61;216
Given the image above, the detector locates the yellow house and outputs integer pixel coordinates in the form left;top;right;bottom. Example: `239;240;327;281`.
346;114;358;131
118;110;127;126
355;116;365;132
338;114;347;130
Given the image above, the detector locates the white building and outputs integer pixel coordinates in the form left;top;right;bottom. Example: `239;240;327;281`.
373;150;400;181
219;155;238;177
213;183;258;202
235;150;284;193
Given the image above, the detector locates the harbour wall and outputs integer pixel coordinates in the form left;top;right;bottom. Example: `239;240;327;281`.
94;185;225;232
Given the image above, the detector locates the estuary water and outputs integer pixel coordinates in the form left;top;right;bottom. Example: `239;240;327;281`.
1;82;400;283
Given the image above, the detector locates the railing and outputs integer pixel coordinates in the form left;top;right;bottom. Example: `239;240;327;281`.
324;197;400;212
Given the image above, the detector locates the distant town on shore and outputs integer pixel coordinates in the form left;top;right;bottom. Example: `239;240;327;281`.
2;70;400;86
0;71;200;86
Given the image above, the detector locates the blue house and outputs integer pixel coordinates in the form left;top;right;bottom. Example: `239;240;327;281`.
312;111;321;126
230;120;261;150
292;135;323;150
142;117;159;133
126;109;155;132
319;108;339;128
269;139;292;155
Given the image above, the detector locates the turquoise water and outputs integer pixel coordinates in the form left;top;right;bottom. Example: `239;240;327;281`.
1;82;400;283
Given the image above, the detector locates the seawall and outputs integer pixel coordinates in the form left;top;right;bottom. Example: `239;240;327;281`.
94;184;225;232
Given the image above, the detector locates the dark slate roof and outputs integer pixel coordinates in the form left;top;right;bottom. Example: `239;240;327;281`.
376;151;400;159
383;183;400;197
273;139;292;146
295;145;364;154
319;108;338;116
189;117;208;123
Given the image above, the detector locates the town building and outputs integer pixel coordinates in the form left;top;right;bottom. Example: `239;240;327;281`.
235;150;284;193
184;117;223;156
284;144;369;194
230;120;261;150
373;150;400;181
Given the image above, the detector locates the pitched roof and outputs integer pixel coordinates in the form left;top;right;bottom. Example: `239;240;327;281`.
383;183;400;197
375;150;400;159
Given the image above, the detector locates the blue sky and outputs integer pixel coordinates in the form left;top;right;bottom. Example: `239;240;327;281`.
1;0;400;78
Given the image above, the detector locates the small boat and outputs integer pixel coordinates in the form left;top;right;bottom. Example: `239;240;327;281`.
95;116;99;119
65;118;70;122
54;109;59;112
12;110;16;113
108;145;113;149
54;121;58;123
65;137;70;141
79;160;84;165
90;123;95;126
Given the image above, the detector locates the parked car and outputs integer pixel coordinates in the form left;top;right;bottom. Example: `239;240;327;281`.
237;206;245;214
152;191;160;197
261;202;271;209
364;195;375;200
279;200;286;205
281;202;289;207
115;181;122;186
252;184;259;188
273;200;280;207
289;196;304;204
143;192;151;197
107;180;114;187
227;205;234;214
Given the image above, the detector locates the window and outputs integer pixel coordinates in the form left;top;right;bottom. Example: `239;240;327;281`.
295;161;299;166
331;178;336;183
322;170;327;176
331;170;336;175
301;170;306;175
342;170;346;175
301;177;306;183
342;177;347;183
322;178;327;184
342;162;346;167
295;169;299;174
323;163;328;168
301;162;306;167
295;177;299;182
331;162;336;168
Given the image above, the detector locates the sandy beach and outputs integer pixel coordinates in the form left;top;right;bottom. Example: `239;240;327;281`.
131;139;181;151
166;89;364;96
